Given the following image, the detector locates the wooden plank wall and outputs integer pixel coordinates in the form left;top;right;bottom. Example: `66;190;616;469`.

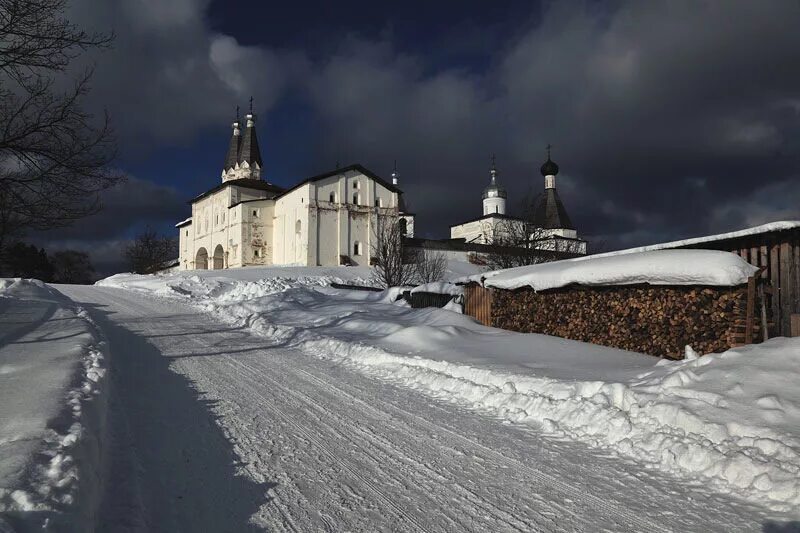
714;230;800;338
464;284;492;326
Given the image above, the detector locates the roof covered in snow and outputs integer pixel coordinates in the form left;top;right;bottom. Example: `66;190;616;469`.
459;249;759;291
593;221;800;257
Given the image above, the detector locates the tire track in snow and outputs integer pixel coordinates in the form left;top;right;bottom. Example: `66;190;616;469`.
229;356;546;531
217;355;436;533
221;355;524;532
287;363;673;533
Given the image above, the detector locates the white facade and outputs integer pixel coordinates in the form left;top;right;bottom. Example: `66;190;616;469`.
450;215;526;244
178;167;403;270
482;193;506;216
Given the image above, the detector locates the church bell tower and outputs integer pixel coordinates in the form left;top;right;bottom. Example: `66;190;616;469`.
221;98;263;182
482;155;507;216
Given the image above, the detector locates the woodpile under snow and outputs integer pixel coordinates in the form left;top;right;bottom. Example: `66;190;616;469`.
460;249;763;358
490;284;749;358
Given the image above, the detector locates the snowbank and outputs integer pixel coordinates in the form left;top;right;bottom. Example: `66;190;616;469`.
461;249;758;291
99;269;800;514
0;279;108;531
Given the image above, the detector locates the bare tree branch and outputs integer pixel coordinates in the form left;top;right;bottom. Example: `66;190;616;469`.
371;218;417;288
0;0;120;262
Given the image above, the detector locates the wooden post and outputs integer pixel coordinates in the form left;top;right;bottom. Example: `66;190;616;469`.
745;276;756;345
792;314;800;337
781;242;792;336
770;243;781;336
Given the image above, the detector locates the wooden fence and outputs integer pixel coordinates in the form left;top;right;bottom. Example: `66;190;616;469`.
464;284;492;326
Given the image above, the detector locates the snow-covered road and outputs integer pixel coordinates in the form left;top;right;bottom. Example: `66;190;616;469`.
57;285;781;532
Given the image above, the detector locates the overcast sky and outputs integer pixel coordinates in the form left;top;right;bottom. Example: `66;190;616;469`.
29;0;800;275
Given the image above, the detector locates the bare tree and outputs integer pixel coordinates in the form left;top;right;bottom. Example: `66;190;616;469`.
124;228;177;275
479;219;558;270
0;0;120;263
371;218;417;288
414;248;447;284
50;249;94;284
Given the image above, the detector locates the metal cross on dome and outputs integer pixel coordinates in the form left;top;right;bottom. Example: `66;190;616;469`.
546;143;552;158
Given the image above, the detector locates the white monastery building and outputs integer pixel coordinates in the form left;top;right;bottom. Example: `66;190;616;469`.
177;111;414;270
449;151;587;255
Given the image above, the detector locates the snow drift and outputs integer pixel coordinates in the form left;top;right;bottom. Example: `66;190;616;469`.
99;268;800;514
0;279;108;531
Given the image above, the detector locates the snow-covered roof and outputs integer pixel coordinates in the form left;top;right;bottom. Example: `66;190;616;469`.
175;217;192;228
459;249;759;291
410;282;464;296
591;220;800;258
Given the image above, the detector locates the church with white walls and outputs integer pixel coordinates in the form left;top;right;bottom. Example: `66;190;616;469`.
176;109;414;270
449;151;587;255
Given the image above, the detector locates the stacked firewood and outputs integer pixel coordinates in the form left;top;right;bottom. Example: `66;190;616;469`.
490;284;748;359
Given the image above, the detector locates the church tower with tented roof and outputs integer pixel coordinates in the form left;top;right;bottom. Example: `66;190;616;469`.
529;146;586;254
222;100;263;182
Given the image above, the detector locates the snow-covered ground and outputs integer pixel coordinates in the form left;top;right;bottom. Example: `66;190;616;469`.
5;261;800;530
98;267;800;517
58;283;791;531
0;279;107;532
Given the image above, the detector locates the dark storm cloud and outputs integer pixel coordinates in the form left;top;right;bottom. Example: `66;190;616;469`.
28;176;185;276
33;175;184;242
41;0;800;272
66;0;304;147
302;1;800;246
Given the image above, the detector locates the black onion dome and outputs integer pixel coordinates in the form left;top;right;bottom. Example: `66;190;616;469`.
540;157;559;177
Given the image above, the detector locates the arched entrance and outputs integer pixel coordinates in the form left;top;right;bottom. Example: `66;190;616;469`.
195;248;208;270
213;244;225;269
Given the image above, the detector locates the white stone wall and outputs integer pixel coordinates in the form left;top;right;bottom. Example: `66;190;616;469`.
450;218;506;244
273;184;311;265
179;185;275;270
179;170;401;270
400;214;415;238
482;196;506;216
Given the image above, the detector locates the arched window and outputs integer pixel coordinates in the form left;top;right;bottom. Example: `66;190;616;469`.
295;219;302;234
352;192;359;205
375;198;382;208
354;241;362;256
398;218;408;236
329;192;336;203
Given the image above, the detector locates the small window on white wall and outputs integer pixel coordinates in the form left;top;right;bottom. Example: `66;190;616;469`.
375;198;382;207
252;209;258;217
329;192;336;203
352;192;359;205
354;241;362;256
295;219;301;234
353;181;360;190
